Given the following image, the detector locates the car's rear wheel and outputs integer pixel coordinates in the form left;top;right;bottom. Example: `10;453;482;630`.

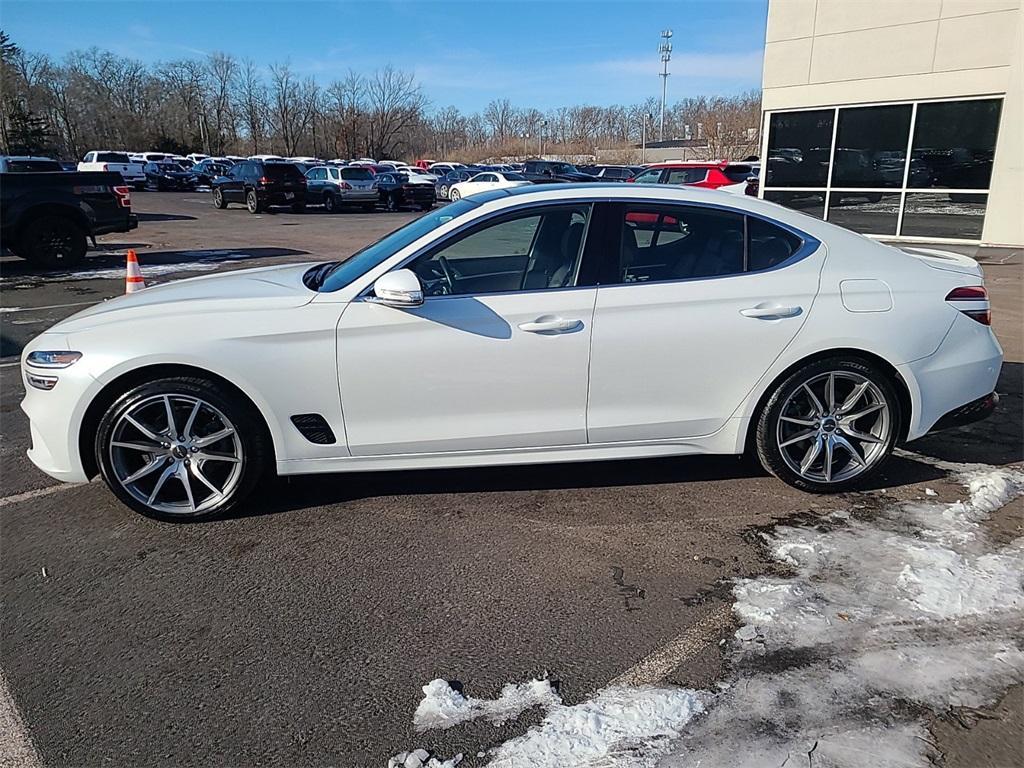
19;216;88;268
755;357;899;492
385;193;398;212
246;190;262;214
213;188;227;209
96;377;270;522
323;192;336;212
449;188;461;201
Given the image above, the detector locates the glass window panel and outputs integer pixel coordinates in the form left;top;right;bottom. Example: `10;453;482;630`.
747;218;803;271
901;193;987;239
766;109;833;187
832;105;911;188
910;99;1002;189
764;190;825;219
827;192;901;235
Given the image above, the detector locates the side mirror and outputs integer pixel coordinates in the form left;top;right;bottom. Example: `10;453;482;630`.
370;269;424;308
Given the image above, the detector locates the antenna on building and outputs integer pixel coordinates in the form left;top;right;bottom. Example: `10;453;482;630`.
659;29;673;142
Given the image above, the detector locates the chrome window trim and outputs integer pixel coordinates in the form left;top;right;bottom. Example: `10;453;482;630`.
354;195;820;301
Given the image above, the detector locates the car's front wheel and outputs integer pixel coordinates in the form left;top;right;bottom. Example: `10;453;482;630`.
755;357;899;492
96;377;270;522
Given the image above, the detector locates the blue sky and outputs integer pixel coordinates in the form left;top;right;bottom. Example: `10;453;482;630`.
3;0;768;112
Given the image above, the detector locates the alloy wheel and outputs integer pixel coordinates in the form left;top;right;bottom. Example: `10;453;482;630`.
108;393;244;515
775;371;891;484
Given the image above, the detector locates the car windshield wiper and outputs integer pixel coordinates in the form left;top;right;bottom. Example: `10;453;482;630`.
303;261;339;290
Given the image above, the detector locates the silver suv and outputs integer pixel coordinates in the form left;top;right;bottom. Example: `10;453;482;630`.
305;165;379;212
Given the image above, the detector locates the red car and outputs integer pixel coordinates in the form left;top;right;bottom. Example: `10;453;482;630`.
628;161;757;190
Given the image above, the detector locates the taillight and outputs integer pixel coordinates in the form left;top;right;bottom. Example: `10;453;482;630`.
340;182;352;190
102;163;109;171
258;176;270;185
113;185;131;208
945;285;991;325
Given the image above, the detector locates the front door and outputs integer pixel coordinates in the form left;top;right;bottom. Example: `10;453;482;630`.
337;203;598;456
587;202;823;442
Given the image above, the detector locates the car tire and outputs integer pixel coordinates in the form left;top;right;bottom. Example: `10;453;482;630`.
323;193;336;213
95;376;271;522
385;194;398;212
213;188;227;209
755;357;900;493
449;188;461;201
19;215;88;269
439;185;449;200
246;190;262;214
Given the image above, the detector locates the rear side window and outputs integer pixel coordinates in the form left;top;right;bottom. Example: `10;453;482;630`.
341;167;372;181
631;168;662;184
263;163;304;179
97;152;131;163
618;205;745;282
665;168;709;184
747;217;803;271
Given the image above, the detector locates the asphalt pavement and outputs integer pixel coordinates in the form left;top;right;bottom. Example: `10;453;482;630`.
1;192;1021;766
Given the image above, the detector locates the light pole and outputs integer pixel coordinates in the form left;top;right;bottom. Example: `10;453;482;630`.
641;113;647;164
659;29;673;142
538;119;547;157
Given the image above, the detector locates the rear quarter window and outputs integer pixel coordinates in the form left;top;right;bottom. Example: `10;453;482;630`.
747;218;804;271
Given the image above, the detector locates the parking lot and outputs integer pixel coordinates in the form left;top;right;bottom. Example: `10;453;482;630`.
2;191;1022;767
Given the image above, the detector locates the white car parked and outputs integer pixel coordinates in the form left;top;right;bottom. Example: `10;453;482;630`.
78;151;146;188
449;171;532;200
21;184;1001;521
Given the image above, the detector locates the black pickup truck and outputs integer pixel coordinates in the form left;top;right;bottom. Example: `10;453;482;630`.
0;172;138;268
521;160;598;184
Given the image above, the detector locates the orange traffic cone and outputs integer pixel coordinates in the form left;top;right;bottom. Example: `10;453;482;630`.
125;249;145;294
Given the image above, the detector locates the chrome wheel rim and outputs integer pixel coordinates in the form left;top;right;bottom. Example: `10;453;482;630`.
247;192;257;212
450;189;460;200
214;189;222;206
109;394;244;515
776;371;891;484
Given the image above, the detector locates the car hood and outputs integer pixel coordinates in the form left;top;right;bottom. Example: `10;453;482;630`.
51;262;319;333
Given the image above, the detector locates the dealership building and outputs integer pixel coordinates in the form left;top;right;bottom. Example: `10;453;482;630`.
759;0;1022;246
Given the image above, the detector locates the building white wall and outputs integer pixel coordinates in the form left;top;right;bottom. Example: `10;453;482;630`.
762;0;1023;244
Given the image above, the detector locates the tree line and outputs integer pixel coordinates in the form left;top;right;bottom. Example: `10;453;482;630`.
1;31;761;162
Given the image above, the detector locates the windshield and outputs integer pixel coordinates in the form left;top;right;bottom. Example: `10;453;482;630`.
320;199;481;292
553;162;579;174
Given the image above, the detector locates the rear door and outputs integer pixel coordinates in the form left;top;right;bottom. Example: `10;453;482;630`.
587;202;823;442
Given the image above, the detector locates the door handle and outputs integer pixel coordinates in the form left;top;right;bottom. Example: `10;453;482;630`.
740;305;802;319
518;317;582;333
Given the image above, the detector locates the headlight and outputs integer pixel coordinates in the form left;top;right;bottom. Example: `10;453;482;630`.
26;351;82;369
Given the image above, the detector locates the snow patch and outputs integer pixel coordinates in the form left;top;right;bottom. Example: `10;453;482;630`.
486;686;706;767
664;466;1024;767
413;678;559;731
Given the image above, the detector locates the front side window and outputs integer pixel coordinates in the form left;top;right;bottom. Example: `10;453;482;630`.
617;205;745;283
632;168;663;184
407;205;592;297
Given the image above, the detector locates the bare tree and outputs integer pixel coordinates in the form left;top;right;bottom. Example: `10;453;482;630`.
235;58;267;154
364;65;426;159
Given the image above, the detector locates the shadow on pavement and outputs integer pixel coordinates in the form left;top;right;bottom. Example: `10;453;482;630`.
135;212;198;222
227;451;947;522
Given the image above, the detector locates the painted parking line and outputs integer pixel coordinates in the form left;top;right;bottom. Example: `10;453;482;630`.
0;301;98;313
0;483;84;509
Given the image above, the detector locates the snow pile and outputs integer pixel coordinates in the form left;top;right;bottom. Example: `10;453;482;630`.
413;678;560;731
487;685;706;767
664;466;1024;767
386;748;461;768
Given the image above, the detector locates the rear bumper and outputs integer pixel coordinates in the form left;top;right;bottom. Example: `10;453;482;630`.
929;391;999;432
93;213;138;237
340;190;379;203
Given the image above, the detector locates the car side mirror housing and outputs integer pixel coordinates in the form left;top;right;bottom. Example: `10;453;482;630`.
370;269;424;308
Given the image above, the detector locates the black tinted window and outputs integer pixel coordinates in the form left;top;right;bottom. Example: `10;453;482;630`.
617;206;745;283
6;159;63;172
909;99;1002;189
341;167;372;180
263;163;304;179
766;109;833;187
722;165;755;182
832;104;912;188
96;152;131;163
747;218;803;271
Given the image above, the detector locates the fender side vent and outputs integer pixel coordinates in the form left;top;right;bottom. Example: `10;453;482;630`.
290;414;336;444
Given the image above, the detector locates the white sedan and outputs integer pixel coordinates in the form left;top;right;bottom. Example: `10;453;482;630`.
448;171;532;200
21;185;1001;521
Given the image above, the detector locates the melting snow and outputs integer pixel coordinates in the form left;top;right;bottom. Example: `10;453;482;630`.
413;678;560;731
393;465;1023;767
